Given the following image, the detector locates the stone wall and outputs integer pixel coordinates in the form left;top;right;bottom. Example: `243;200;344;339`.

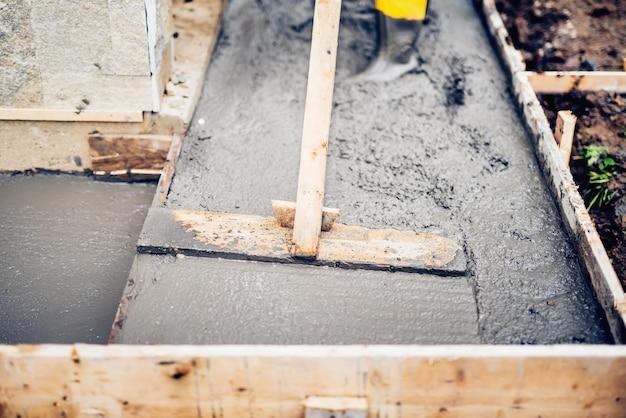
0;0;172;114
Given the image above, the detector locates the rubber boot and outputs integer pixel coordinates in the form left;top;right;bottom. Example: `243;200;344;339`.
351;13;421;82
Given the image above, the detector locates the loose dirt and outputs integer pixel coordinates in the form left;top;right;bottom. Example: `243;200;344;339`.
496;0;625;71
539;92;626;289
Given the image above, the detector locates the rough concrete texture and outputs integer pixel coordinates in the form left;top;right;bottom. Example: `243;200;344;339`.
29;0;150;75
114;254;480;344
0;0;42;107
0;174;154;344
119;0;611;344
0;0;153;111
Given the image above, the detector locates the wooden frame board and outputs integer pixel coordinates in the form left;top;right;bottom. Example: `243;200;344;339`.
526;71;626;94
476;0;626;342
1;344;625;417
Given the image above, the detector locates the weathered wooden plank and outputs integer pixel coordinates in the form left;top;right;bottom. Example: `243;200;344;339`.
526;71;626;94
138;207;466;275
0;344;625;417
305;397;368;418
88;134;172;173
553;110;576;165
292;0;342;257
155;134;183;205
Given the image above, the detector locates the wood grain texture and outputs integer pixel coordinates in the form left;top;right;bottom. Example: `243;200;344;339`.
292;0;342;257
0;344;625;417
137;207;466;275
155;134;183;205
305;397;367;418
88;134;172;173
554;110;576;165
526;71;626;94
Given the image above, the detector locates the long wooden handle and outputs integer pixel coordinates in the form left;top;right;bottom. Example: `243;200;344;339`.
292;0;342;257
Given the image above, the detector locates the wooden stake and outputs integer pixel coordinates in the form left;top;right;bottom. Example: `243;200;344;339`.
292;0;342;257
554;110;577;165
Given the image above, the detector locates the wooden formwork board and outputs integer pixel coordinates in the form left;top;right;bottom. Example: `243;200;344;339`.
526;71;626;94
476;0;626;342
1;344;625;417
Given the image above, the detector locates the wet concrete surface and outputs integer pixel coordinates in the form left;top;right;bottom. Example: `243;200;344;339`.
113;254;479;344
0;174;154;344
115;0;611;343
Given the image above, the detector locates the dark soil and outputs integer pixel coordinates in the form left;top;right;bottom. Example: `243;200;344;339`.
539;92;626;288
496;0;625;71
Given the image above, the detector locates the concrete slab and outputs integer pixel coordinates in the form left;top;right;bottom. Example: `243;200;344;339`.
0;175;154;344
113;254;480;344
115;0;611;344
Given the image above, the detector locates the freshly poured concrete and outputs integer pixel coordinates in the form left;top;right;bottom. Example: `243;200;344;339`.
114;254;479;344
114;0;611;344
0;174;154;343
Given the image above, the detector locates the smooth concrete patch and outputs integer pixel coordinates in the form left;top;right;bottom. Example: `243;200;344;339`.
113;254;480;344
120;0;611;343
0;174;154;344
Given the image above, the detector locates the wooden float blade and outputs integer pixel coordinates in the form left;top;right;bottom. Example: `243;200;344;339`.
138;207;467;275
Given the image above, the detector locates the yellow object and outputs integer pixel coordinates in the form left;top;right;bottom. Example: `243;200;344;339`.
375;0;428;20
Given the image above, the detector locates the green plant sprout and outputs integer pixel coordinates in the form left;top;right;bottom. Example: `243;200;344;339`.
584;145;608;166
583;145;617;210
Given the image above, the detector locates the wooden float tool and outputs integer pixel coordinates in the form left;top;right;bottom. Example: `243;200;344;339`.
139;0;466;274
285;0;464;266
